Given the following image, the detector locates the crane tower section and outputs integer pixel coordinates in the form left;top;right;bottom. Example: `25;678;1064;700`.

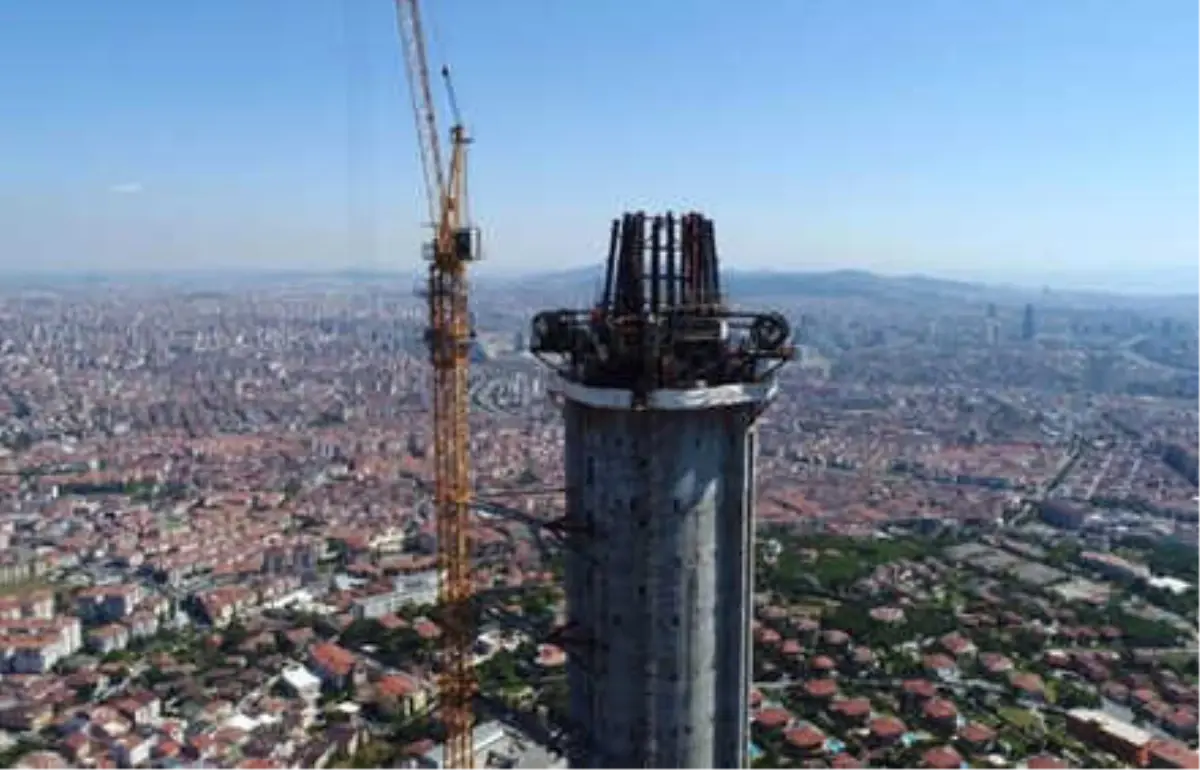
393;0;480;766
530;212;793;768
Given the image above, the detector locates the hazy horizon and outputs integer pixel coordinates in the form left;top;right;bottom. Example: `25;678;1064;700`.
0;262;1194;300
0;1;1195;293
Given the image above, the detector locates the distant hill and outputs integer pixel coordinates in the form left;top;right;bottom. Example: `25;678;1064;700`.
722;269;987;301
494;266;1198;314
489;266;998;308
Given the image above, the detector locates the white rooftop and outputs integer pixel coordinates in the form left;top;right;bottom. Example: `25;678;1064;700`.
281;665;321;692
1068;708;1151;747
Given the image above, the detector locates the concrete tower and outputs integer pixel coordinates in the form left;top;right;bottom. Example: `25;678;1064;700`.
530;212;793;768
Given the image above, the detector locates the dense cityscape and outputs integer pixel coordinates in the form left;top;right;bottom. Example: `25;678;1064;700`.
0;269;1193;769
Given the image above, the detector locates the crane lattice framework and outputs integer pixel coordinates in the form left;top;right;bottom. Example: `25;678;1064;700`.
393;1;479;767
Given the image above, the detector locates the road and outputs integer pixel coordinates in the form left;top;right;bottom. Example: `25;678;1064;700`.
1008;440;1084;526
1115;335;1193;376
753;676;1007;697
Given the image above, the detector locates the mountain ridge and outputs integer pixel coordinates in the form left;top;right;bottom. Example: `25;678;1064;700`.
490;265;1199;310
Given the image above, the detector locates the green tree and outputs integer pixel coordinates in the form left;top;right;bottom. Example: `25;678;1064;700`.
1058;682;1101;710
220;619;249;652
72;683;97;703
339;618;381;650
478;649;523;693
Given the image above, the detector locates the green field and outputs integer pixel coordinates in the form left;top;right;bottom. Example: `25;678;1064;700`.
998;706;1038;730
0;578;51;597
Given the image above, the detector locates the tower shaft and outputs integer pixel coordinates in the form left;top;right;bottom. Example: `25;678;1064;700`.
562;396;760;768
531;211;793;769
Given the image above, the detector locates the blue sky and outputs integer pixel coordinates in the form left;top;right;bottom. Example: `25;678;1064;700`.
0;0;1195;292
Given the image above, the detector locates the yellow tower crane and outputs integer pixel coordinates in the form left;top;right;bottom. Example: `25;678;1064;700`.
393;1;477;766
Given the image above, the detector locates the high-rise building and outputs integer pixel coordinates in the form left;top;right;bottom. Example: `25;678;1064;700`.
1022;303;1036;341
986;320;1001;347
530;212;793;768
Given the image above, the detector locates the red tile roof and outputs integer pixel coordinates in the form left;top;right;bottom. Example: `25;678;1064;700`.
902;679;936;699
803;678;838;699
784;724;825;751
939;633;973;656
754;707;792;730
1010;671;1045;694
869;716;906;740
1148;738;1200;769
958;722;996;745
309;642;356;678
921;745;963;769
923;698;958;722
376;674;418;699
830;697;871;720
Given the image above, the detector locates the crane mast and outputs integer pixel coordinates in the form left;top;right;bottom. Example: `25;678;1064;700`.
393;1;476;767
